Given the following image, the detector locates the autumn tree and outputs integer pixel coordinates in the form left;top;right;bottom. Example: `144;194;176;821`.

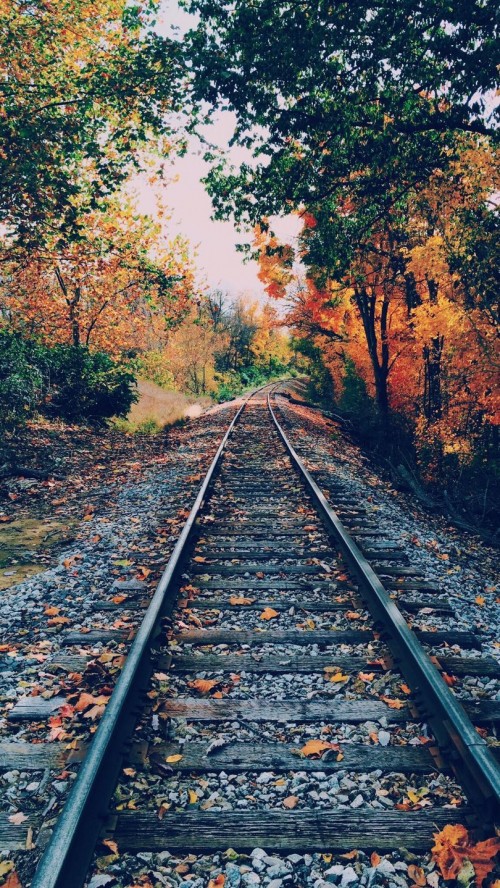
0;197;197;355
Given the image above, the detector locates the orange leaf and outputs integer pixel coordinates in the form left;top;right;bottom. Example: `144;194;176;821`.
260;607;279;620
74;693;109;712
102;838;119;855
208;877;225;888
345;611;361;620
283;795;299;809
229;596;255;606
371;852;381;867
359;672;375;682
194;556;207;563
44;606;59;616
475;595;485;606
5;874;23;888
298;739;339;758
188;679;220;694
431;824;500;886
47;616;71;626
380;695;405;709
112;594;127;604
408;865;426;886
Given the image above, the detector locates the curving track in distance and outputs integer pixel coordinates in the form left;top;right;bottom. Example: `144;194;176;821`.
23;383;500;888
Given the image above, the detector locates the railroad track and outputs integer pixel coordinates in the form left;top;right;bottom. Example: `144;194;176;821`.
7;384;500;887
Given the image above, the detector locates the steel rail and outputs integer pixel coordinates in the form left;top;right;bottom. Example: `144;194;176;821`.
267;388;500;823
30;387;267;888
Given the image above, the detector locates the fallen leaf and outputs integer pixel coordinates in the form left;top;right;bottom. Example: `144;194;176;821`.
260;607;279;620
229;596;255;606
102;839;118;855
283;795;299;809
4;873;23;888
188;789;198;804
8;813;27;825
208;877;225;888
408;865;426;886
475;596;485;607
165;754;183;763
359;672;375;682
194;556;207;563
44;606;59;616
47;616;71;626
345;611;361;620
380;695;405;709
432;824;500;885
188;679;220;694
255;571;265;579
371;852;381;867
297;739;339;758
328;672;349;683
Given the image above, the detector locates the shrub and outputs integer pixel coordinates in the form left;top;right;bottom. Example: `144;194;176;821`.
0;331;46;433
45;346;138;422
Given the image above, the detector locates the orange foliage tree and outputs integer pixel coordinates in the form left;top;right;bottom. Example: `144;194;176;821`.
256;137;499;494
0;198;197;357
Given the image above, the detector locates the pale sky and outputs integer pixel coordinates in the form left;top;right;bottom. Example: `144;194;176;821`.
135;0;300;301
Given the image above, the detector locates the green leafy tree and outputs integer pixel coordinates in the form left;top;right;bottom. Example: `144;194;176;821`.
0;0;187;248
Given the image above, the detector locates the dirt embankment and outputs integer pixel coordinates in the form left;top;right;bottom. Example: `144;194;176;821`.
126;380;211;427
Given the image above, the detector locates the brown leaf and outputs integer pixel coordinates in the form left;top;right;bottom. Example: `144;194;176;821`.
208;877;225;888
102;839;119;855
229;596;255;606
255;571;265;579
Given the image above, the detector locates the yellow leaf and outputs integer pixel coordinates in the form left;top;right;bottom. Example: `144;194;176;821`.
188;789;198;804
260;607;279;620
328;672;349;683
165;754;183;763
